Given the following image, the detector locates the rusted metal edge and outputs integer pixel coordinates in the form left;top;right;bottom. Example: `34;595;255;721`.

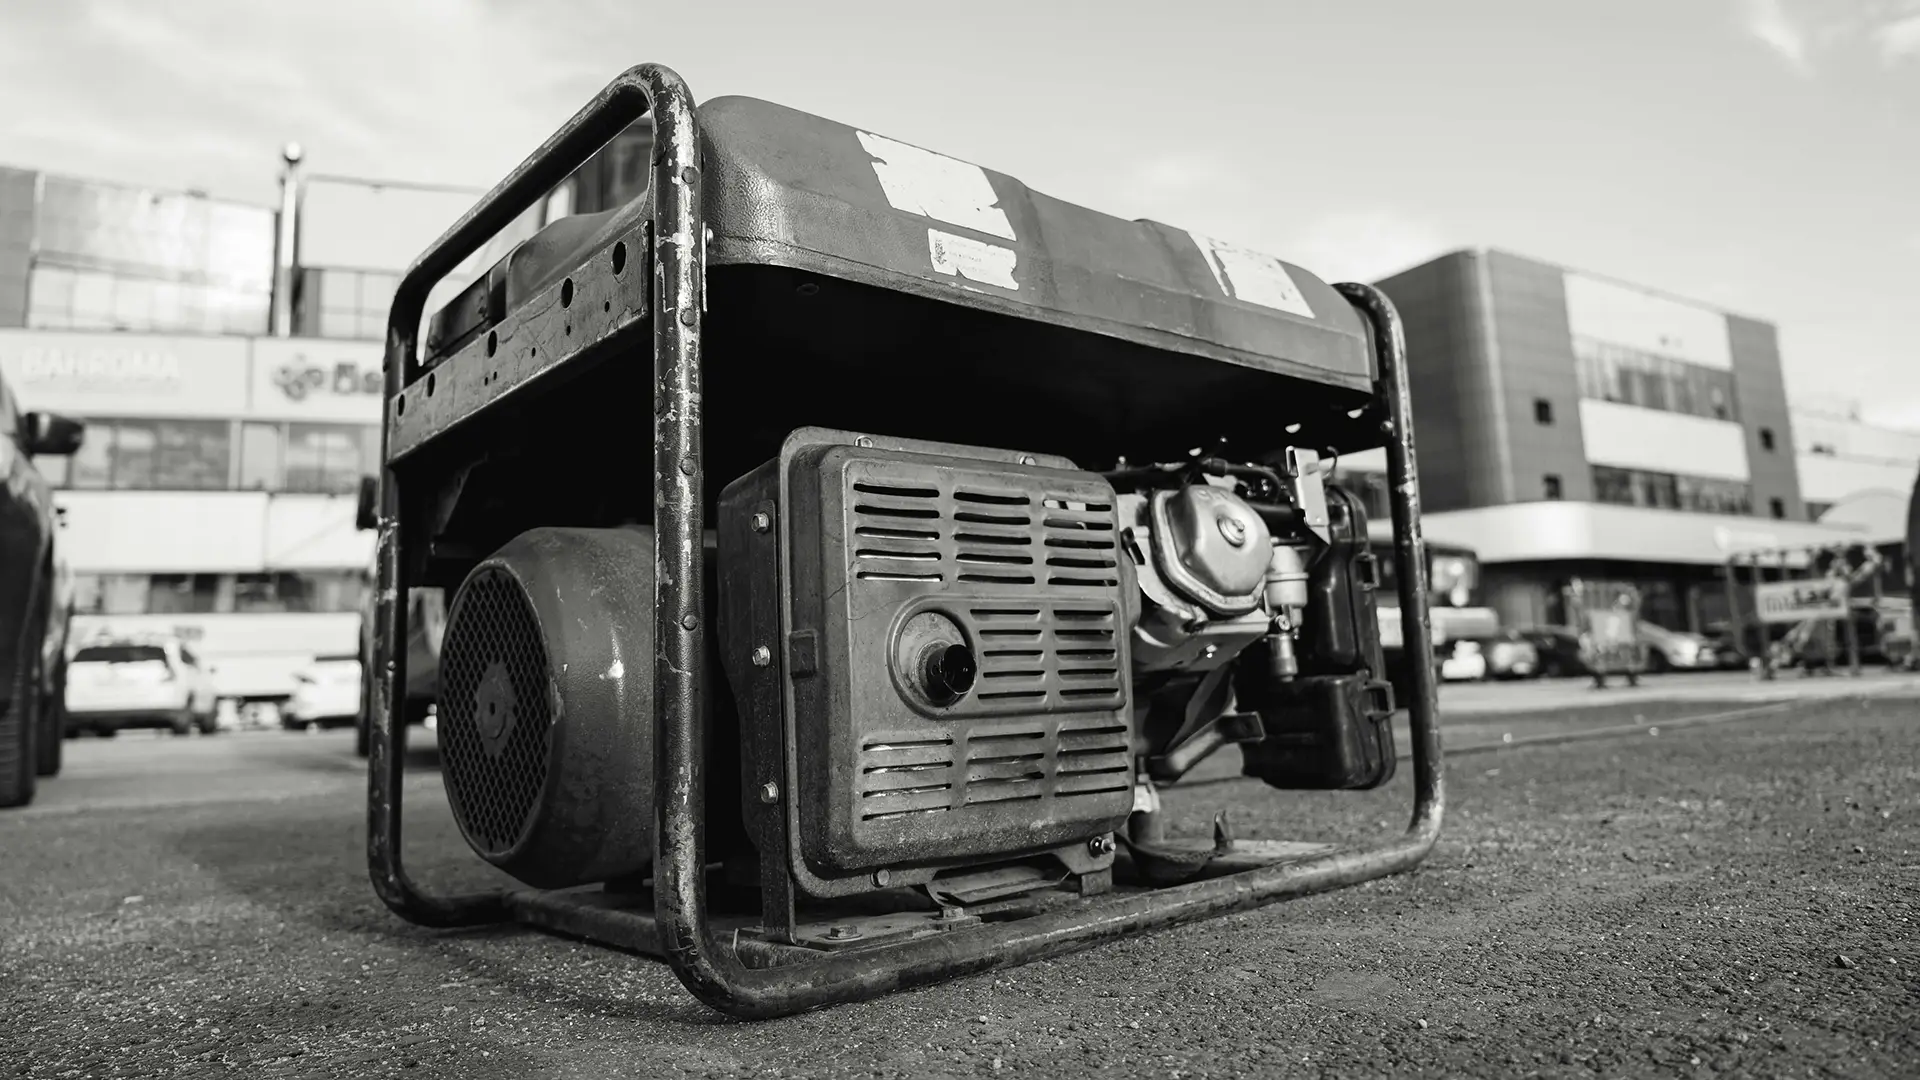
367;63;690;931
385;216;652;464
648;281;1446;1020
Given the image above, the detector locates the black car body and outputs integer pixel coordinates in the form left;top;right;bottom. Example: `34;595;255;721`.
0;368;85;808
1513;625;1590;679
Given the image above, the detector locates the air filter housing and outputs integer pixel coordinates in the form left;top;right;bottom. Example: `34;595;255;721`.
437;526;657;890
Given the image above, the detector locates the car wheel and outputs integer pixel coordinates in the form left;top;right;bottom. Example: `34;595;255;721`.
169;711;194;736
0;609;45;808
1646;651;1672;674
35;669;64;778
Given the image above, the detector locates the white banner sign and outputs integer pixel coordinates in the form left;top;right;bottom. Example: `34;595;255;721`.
1753;578;1848;625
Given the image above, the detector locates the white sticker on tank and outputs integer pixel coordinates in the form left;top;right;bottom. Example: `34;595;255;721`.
928;229;1019;291
858;131;1017;241
1188;231;1316;320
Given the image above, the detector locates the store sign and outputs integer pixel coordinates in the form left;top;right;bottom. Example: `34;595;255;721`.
1753;578;1848;625
271;357;383;401
13;344;182;393
0;330;251;417
248;339;385;423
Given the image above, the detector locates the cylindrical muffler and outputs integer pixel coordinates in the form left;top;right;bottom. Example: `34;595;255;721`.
436;526;656;890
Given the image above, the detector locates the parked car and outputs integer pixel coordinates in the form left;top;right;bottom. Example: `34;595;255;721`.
352;477;443;757
1514;625;1589;678
1637;620;1720;673
1457;630;1540;680
1877;601;1916;670
1438;640;1487;681
283;655;366;732
1;370;85;808
64;634;219;737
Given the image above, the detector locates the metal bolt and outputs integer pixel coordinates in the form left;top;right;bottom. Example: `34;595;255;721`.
826;925;861;941
872;869;891;888
751;645;772;667
1088;835;1115;856
681;613;698;631
855;435;874;448
1202;644;1219;660
758;781;779;804
751;511;772;533
1018;454;1036;466
1217;514;1248;547
939;906;964;922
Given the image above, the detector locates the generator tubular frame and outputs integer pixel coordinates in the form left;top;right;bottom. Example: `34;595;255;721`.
367;63;1447;1021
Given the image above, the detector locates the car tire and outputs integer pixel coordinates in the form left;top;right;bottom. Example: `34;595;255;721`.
0;609;45;809
194;713;219;735
35;668;64;779
169;711;194;736
1646;651;1672;674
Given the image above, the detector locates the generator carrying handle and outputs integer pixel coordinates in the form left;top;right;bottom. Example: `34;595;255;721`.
652;281;1447;1019
367;63;697;928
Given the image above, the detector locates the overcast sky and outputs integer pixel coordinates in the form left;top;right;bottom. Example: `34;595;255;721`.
1;0;1916;428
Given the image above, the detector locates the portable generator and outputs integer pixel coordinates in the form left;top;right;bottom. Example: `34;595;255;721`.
367;63;1445;1019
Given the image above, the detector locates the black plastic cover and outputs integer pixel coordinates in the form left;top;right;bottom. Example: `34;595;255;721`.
1236;672;1397;792
697;96;1374;394
1295;486;1388;676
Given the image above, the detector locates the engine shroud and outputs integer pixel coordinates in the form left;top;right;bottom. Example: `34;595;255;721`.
720;429;1137;895
436;526;658;890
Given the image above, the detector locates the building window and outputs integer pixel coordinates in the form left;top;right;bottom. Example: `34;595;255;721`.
1571;336;1741;423
58;418;233;491
1759;427;1775;452
285;422;376;495
1591;465;1752;516
1543;473;1563;500
1534;398;1554;425
1769;497;1786;519
73;571;368;616
47;417;378;494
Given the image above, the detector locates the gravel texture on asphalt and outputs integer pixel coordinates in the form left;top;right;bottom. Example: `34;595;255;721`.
2;694;1916;1079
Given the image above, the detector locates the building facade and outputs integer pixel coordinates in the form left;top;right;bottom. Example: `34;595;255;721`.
1791;398;1920;523
0;166;379;699
1343;248;1870;635
0;328;381;695
0;128;656;701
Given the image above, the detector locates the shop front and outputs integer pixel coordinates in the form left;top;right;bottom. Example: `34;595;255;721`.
0;328;384;700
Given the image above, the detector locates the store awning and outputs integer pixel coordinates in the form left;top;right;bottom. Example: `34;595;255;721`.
1421;501;1871;567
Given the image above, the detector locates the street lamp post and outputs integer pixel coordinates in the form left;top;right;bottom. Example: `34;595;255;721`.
271;142;304;338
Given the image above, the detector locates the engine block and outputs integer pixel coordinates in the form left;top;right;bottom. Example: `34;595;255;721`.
719;429;1136;898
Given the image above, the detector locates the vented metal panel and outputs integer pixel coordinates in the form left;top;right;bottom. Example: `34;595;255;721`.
779;437;1138;877
857;715;1132;822
849;480;1123;591
437;567;554;857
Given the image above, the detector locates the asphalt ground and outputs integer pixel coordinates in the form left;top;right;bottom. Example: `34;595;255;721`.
3;673;1918;1079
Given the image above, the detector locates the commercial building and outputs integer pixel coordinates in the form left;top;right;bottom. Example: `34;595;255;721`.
1791;397;1920;523
1333;248;1876;635
0;126;654;702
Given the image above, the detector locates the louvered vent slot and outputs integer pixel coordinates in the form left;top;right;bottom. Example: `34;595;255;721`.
968;606;1047;702
853;481;944;582
952;486;1035;585
1041;496;1119;588
964;728;1048;805
859;734;956;820
1054;719;1133;796
1052;606;1124;702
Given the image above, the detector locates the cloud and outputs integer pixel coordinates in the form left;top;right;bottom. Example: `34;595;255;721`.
1742;0;1814;75
1875;11;1920;63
